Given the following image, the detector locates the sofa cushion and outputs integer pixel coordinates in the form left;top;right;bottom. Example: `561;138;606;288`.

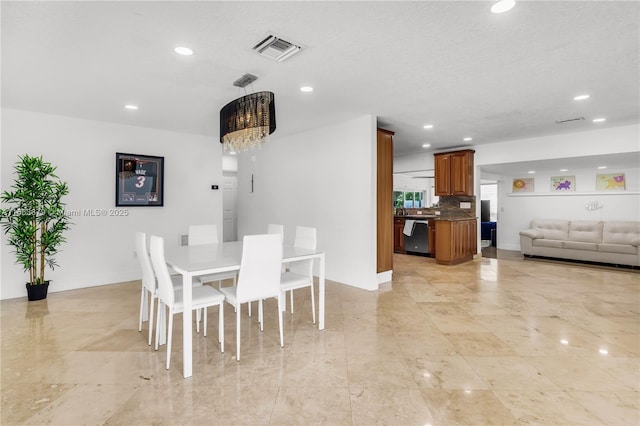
568;221;603;243
563;241;597;251
531;219;569;241
533;239;563;248
597;243;638;255
602;221;640;246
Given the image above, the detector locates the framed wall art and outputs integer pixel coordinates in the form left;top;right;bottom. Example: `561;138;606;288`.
550;175;575;192
512;178;534;193
596;173;625;191
115;152;164;206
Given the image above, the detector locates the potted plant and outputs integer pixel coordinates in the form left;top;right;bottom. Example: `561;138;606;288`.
0;154;71;301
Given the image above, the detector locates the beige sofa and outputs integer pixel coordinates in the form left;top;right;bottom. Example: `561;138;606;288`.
520;219;640;267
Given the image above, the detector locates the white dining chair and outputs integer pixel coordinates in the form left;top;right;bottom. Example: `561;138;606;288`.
220;234;284;361
189;224;237;289
136;231;184;346
267;223;284;242
268;223;286;271
243;223;285;319
280;226;317;323
150;235;226;369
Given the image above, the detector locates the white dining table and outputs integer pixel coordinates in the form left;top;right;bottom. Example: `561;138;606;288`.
163;240;325;379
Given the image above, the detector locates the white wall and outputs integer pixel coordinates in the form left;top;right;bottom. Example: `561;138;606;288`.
496;166;639;250
1;109;222;300
394;151;433;174
236;115;380;291
475;124;640;166
475;124;640;250
393;174;430;192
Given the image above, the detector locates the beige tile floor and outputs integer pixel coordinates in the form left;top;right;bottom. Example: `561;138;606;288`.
1;252;638;425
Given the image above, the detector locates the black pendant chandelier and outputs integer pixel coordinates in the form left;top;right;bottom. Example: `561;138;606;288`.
220;74;276;152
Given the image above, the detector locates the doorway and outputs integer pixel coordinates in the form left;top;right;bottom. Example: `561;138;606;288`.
480;181;498;258
222;172;238;242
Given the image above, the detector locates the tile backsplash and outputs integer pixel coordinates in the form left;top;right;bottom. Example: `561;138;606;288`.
398;196;476;219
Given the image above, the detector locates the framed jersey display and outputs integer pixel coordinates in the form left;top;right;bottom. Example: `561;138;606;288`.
115;153;164;206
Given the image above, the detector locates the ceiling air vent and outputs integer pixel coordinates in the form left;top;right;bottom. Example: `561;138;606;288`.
253;34;301;62
555;117;585;124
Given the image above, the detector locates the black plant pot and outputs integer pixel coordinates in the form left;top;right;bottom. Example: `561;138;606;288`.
26;281;49;301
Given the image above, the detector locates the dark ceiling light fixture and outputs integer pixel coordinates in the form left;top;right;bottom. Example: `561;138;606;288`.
220;73;276;152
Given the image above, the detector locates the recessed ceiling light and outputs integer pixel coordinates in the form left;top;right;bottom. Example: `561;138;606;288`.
573;94;590;101
124;104;138;110
527;170;535;174
174;46;194;56
422;143;431;148
300;86;314;92
560;168;568;172
597;166;607;169
593;118;606;123
463;137;472;141
491;0;516;14
423;124;434;129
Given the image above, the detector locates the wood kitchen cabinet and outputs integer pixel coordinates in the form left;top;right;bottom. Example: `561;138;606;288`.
377;128;394;273
428;222;436;257
434;149;475;196
393;217;406;253
434;218;477;265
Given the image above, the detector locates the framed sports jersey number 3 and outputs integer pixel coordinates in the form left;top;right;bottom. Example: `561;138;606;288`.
116;153;164;207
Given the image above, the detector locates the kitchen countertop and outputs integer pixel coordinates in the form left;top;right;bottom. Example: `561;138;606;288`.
395;215;477;221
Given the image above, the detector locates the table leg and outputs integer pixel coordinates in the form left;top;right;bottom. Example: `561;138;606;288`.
182;273;193;378
319;253;325;330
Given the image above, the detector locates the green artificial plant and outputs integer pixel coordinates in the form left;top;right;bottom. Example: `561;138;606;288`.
0;154;71;285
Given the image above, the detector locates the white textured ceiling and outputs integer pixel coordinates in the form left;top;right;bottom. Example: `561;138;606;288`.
2;1;639;165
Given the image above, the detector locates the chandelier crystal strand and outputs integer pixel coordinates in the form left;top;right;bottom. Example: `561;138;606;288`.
222;127;270;152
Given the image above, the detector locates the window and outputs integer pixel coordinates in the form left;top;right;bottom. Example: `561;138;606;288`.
394;191;404;208
393;191;424;208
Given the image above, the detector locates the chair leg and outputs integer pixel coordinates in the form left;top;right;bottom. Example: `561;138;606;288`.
277;295;284;348
148;294;155;346
310;282;316;324
155;301;163;351
236;304;241;361
166;310;174;370
203;307;208;337
290;290;294;314
139;285;146;331
219;303;224;353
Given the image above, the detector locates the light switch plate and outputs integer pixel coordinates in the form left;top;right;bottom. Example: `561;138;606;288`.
460;202;471;209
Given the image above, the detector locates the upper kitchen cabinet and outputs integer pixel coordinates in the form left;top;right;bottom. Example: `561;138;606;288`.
434;149;475;196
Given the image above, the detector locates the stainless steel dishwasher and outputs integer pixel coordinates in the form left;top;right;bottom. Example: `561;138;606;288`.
404;221;429;255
